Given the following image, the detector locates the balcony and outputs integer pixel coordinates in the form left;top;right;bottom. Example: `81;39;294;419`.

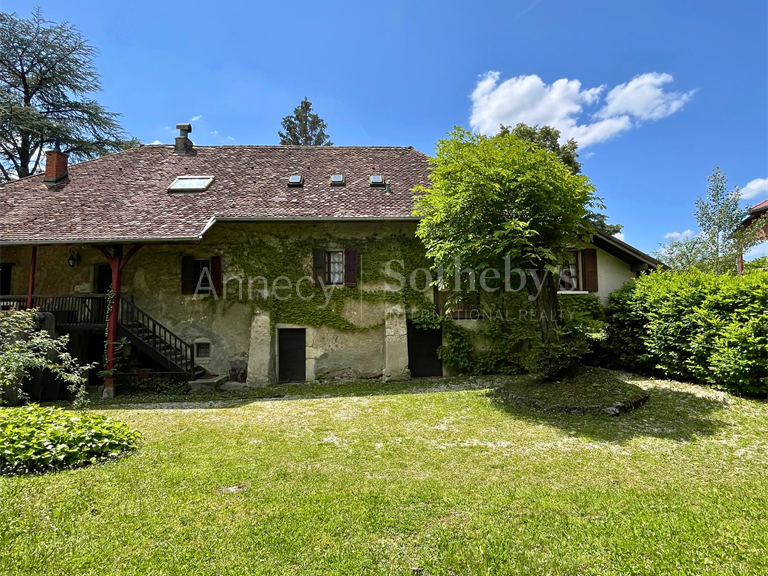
0;294;108;329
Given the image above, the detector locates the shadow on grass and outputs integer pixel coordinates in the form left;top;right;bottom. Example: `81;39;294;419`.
486;384;730;443
86;376;498;411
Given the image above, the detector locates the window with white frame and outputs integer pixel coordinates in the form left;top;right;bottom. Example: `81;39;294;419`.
559;251;580;291
325;251;344;285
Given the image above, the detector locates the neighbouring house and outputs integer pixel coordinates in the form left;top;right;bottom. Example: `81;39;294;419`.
737;198;768;273
0;124;660;395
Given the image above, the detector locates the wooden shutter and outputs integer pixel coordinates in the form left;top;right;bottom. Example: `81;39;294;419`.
210;256;222;296
344;248;358;287
181;256;194;294
312;249;326;285
581;249;598;292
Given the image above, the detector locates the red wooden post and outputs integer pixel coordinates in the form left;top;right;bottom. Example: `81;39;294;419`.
96;244;142;397
26;246;37;309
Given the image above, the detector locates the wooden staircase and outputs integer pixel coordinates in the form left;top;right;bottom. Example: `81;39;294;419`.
1;294;199;379
117;296;198;378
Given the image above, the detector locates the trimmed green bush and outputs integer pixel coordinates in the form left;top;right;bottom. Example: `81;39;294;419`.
607;269;768;394
0;404;141;475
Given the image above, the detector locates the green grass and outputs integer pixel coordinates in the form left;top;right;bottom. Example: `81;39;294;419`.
1;372;767;575
497;366;649;408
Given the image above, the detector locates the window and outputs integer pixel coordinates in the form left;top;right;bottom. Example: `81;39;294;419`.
193;259;212;293
369;175;384;186
313;248;357;287
288;174;304;187
167;175;215;192
182;255;222;295
330;174;345;186
559;251;580;291
435;287;479;320
325;251;344;284
194;339;212;365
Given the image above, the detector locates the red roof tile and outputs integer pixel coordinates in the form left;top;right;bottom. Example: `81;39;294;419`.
748;198;768;213
0;145;430;244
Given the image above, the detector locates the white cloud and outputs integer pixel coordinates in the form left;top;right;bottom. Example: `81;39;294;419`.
613;232;625;241
191;115;203;122
210;131;218;136
469;71;695;147
151;140;162;145
664;229;693;240
596;73;696;122
741;178;768;200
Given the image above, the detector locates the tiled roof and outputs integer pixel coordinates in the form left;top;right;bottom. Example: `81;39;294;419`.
0;145;430;244
748;198;768;213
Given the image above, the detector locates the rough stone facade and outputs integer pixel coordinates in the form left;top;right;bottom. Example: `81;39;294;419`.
1;221;424;385
1;221;640;386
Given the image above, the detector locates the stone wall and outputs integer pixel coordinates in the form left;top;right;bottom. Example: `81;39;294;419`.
0;221;420;385
1;224;639;385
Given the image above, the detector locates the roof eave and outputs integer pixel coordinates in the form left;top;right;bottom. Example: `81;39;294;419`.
0;216;422;246
592;229;663;269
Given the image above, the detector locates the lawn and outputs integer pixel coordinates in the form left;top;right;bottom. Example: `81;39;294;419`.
1;372;767;575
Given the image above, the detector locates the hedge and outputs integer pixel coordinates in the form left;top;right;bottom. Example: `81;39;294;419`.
606;269;768;395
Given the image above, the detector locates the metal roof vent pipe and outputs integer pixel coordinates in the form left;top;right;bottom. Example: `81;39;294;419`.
174;123;193;155
43;139;69;188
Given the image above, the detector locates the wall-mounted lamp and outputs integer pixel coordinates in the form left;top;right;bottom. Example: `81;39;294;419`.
67;247;80;268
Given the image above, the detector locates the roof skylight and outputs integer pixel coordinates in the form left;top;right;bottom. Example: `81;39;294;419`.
288;174;304;186
330;174;345;186
369;175;384;186
168;175;214;192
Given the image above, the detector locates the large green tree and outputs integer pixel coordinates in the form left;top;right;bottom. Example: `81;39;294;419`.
414;128;599;374
655;167;767;274
278;97;333;146
499;123;623;235
0;8;135;181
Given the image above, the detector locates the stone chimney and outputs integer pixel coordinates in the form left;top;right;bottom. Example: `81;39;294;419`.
174;123;193;155
43;140;69;187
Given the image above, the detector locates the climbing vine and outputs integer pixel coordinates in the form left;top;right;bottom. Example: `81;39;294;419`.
219;232;436;333
192;228;607;376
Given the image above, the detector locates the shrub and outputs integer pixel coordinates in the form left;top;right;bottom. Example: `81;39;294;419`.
0;404;141;475
122;373;191;395
606;269;768;395
436;293;606;376
1;309;94;406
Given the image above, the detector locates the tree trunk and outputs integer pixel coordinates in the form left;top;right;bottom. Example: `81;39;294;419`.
526;264;566;379
526;264;561;345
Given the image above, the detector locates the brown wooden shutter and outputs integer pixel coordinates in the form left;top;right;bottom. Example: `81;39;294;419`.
344;248;358;287
210;256;222;296
581;249;598;292
181;256;194;294
312;249;325;285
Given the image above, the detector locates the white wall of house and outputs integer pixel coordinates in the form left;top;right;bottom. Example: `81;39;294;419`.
594;246;635;302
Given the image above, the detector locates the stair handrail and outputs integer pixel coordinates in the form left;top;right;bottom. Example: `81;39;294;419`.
118;296;195;376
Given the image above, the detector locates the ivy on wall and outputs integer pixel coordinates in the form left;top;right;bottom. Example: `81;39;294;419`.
222;233;434;332
196;230;607;376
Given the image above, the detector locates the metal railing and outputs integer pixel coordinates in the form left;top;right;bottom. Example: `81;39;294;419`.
0;294;107;326
1;293;195;377
118;296;195;376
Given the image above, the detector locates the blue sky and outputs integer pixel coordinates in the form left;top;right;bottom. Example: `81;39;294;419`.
6;0;767;257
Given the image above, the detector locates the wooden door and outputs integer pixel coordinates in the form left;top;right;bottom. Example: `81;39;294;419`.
278;328;306;383
406;322;443;377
